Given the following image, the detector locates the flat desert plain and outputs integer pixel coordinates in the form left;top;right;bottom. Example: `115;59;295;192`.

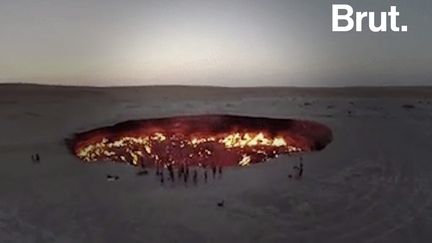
1;85;432;243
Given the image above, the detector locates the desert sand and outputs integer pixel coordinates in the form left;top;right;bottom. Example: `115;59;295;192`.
1;84;432;243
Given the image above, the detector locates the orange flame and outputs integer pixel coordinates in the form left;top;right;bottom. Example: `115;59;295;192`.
70;115;332;168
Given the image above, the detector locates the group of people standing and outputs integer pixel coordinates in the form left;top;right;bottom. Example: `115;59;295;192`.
155;163;223;186
31;153;40;163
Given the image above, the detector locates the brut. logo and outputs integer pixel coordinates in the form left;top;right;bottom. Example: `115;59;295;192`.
332;4;408;32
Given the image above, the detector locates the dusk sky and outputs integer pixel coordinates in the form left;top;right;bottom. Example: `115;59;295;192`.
0;0;431;86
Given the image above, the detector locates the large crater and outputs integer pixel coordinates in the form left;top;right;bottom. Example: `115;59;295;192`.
70;115;332;168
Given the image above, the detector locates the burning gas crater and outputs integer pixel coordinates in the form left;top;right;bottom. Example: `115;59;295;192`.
71;115;332;169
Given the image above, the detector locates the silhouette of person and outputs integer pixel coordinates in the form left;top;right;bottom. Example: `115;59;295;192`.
212;166;216;179
298;162;303;178
185;166;190;178
178;165;184;179
193;170;198;185
184;170;189;184
293;161;303;178
159;167;165;184
167;164;174;182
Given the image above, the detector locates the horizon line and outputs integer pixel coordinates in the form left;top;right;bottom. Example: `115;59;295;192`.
2;82;432;89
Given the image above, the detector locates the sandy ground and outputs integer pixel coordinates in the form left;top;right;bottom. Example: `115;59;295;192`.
1;84;432;243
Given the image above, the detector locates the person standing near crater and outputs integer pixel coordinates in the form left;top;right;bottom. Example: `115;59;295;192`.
193;170;198;185
293;157;304;179
298;161;303;178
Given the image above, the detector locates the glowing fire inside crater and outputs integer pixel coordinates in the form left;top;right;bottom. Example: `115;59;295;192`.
70;115;332;168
